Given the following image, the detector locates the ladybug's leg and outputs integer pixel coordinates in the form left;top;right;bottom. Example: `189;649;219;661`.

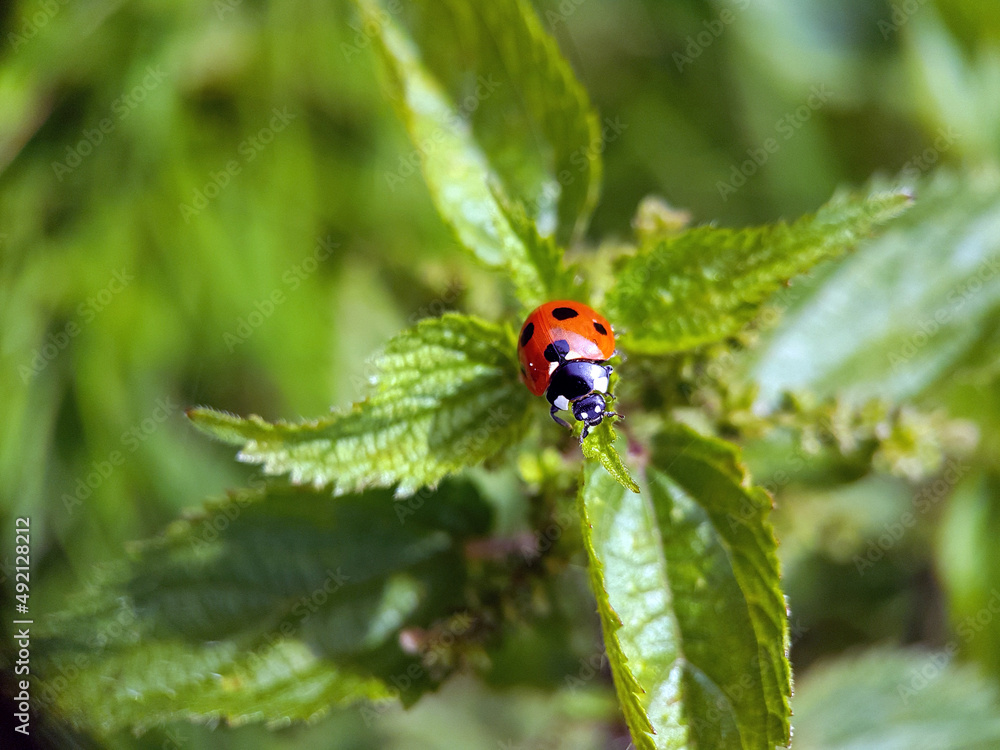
579;423;591;442
602;391;622;420
549;404;572;431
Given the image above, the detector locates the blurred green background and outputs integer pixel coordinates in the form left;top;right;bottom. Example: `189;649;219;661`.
2;0;1000;748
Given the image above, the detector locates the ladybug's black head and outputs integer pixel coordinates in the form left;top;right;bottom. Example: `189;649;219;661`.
545;360;616;440
572;393;607;428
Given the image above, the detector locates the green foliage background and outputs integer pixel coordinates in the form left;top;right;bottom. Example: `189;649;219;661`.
2;0;1000;748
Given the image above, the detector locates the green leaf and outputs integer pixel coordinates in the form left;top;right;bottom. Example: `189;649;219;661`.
37;480;491;735
747;169;1000;406
492;186;577;300
792;648;1000;749
188;314;530;496
358;0;597;306
647;426;791;748
581;418;639;493
605;188;912;355
398;0;601;244
579;423;791;749
577;459;658;750
938;471;1000;680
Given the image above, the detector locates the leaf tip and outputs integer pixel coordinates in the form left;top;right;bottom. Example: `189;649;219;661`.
184;405;207;421
185;405;235;424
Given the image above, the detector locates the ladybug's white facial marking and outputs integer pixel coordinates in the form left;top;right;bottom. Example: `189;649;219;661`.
553;394;570;410
571;393;608;427
592;373;609;394
582;401;604;421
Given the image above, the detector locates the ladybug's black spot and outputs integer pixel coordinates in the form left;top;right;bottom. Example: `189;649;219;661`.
593;322;608;335
544;339;570;363
519;322;534;347
551;306;579;320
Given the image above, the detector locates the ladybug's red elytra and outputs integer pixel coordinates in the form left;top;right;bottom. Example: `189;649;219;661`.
516;300;619;440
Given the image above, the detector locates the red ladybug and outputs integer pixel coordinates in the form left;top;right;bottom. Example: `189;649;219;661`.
517;300;619;440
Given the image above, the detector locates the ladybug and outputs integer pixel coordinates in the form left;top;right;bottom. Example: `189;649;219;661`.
517;300;619;440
